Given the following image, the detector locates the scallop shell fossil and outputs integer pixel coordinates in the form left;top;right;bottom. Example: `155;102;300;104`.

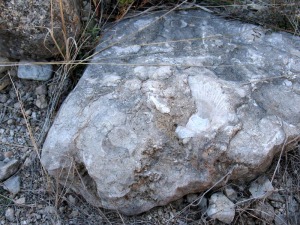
176;74;243;139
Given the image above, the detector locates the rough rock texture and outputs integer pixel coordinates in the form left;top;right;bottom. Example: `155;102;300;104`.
207;192;235;224
0;0;81;59
42;10;300;215
18;60;53;81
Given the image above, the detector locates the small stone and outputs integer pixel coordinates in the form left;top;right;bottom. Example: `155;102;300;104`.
69;210;79;218
13;102;21;109
35;96;48;109
7;119;14;125
0;76;10;91
35;85;47;96
0;94;8;103
0;159;20;181
4;151;13;159
5;208;15;222
186;193;198;204
3;176;21;195
18;60;53;81
198;197;208;214
44;206;56;214
68;195;76;204
224;186;238;201
23;158;32;167
207;192;235;224
249;176;274;199
14;197;25;205
31;112;37;120
25;109;32;116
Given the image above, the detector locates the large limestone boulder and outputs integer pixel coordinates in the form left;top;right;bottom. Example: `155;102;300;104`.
41;10;300;215
0;0;81;59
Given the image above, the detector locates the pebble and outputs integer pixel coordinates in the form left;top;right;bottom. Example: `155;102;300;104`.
14;197;26;205
5;208;15;222
0;94;8;103
35;95;48;109
18;60;53;81
7;119;14;125
35;85;47;96
224;186;237;202
3;175;21;195
4;151;13;159
249;175;274;199
0;159;20;181
207;192;235;224
13;102;21;109
186;193;198;204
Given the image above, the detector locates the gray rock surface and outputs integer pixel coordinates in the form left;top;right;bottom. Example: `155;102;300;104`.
207;192;235;224
18;60;53;81
3;175;21;195
42;10;300;215
0;0;81;59
249;176;274;199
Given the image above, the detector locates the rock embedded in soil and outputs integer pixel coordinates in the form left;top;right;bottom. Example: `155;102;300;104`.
249;176;274;199
207;192;235;224
0;159;20;181
41;10;300;215
3;175;21;195
18;60;53;81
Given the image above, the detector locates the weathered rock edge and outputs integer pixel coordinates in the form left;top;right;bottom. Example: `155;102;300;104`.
41;10;300;215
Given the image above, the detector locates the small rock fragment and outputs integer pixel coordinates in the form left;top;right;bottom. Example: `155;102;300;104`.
207;192;235;224
0;159;20;181
5;208;15;222
0;94;8;103
68;195;76;205
3;176;21;195
249;176;274;199
44;206;56;214
186;193;199;204
35;96;48;109
199;197;208;214
14;197;25;205
35;85;47;96
0;76;10;91
224;186;238;202
18;60;53;81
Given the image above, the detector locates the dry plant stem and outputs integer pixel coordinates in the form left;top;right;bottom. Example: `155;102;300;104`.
8;73;39;157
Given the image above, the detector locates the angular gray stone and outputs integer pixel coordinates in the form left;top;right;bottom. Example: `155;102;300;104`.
3;176;21;195
0;159;20;181
249;176;274;199
207;192;235;224
0;0;81;59
5;208;15;222
41;10;300;215
18;60;53;81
